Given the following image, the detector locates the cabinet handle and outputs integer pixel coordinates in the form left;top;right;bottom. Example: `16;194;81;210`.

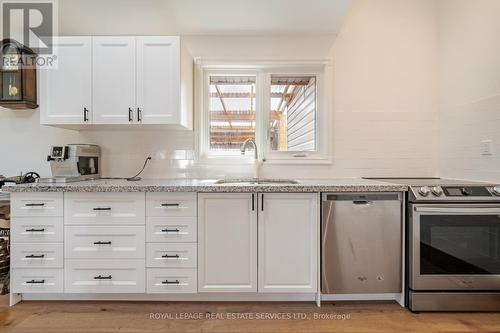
93;207;112;211
25;254;45;258
83;107;89;122
161;254;180;259
137;107;142;122
161;279;180;285
26;228;45;232
128;107;133;122
26;279;45;284
261;194;264;211
25;203;45;207
94;275;112;280
93;241;112;245
161;228;180;233
161;203;180;207
252;194;255;211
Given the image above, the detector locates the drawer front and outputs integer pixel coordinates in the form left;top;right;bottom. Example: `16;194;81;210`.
11;193;63;217
146;217;197;243
65;226;145;259
146;193;196;217
146;243;197;268
65;259;145;293
147;268;197;293
12;268;63;293
11;243;63;268
65;192;145;225
11;217;63;243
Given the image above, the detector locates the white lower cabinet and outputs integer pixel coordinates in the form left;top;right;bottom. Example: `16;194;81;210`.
146;243;197;268
146;217;197;243
11;243;64;269
258;193;318;293
198;193;318;294
198;193;257;292
10;191;319;300
64;192;145;225
12;268;64;293
64;260;145;293
65;225;145;259
147;269;197;293
11;217;63;243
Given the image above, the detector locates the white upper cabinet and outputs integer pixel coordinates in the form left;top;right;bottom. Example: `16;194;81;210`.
258;193;318;293
92;36;136;124
40;37;92;125
136;36;180;124
39;36;193;129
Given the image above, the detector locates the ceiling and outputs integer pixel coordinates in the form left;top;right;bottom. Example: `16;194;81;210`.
59;0;352;36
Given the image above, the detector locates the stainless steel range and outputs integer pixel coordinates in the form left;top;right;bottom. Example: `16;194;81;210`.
386;178;500;311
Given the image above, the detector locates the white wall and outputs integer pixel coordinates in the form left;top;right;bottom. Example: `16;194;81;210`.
0;0;440;179
438;0;500;182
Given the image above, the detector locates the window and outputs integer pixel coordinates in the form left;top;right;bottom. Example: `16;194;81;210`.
209;75;256;153
198;64;329;163
269;75;317;152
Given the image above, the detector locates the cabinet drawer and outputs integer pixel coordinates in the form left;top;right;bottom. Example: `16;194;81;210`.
65;226;145;259
11;217;63;243
11;268;63;293
65;193;145;225
147;268;197;293
146;217;197;243
11;193;63;217
64;259;145;293
11;243;63;268
146;193;196;217
146;243;197;268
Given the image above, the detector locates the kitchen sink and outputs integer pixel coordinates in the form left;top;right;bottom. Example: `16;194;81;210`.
215;179;299;185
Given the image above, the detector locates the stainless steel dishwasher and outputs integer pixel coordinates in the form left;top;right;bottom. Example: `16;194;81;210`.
322;193;402;294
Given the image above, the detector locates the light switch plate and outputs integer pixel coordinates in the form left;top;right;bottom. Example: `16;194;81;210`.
480;140;493;156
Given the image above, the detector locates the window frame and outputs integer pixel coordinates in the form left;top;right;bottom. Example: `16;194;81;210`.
195;61;331;165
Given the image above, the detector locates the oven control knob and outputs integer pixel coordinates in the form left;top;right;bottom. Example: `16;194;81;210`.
431;186;443;196
419;186;431;197
493;186;500;196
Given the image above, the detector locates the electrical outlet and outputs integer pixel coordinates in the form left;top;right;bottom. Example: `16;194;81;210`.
480;140;493;156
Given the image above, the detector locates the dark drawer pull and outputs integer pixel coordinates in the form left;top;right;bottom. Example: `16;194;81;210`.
161;203;180;207
25;203;45;207
93;207;112;211
161;279;180;285
161;254;180;259
161;228;180;233
25;254;45;258
26;279;45;284
26;228;45;232
93;241;112;245
94;275;112;280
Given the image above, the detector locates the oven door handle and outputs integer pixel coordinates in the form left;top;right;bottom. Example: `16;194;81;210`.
414;207;500;214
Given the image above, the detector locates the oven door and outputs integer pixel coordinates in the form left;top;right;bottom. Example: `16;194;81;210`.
410;204;500;291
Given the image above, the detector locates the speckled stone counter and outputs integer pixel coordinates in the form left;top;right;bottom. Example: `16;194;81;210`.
3;178;407;193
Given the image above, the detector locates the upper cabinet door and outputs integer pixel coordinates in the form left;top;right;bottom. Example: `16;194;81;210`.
136;36;180;124
40;37;92;124
198;193;257;292
258;193;318;293
92;37;136;124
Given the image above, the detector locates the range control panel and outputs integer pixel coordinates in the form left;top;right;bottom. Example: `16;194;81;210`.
410;185;500;202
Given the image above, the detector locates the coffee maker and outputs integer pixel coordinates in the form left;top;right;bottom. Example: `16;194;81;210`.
38;144;101;183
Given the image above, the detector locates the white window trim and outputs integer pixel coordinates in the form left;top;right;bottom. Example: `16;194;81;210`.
194;60;332;165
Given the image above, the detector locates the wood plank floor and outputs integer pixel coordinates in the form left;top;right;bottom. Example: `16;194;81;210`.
1;295;500;333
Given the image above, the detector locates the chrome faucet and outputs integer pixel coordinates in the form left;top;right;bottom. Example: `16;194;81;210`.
241;138;258;160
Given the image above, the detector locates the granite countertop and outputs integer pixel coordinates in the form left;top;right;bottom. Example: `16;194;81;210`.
2;178;407;193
